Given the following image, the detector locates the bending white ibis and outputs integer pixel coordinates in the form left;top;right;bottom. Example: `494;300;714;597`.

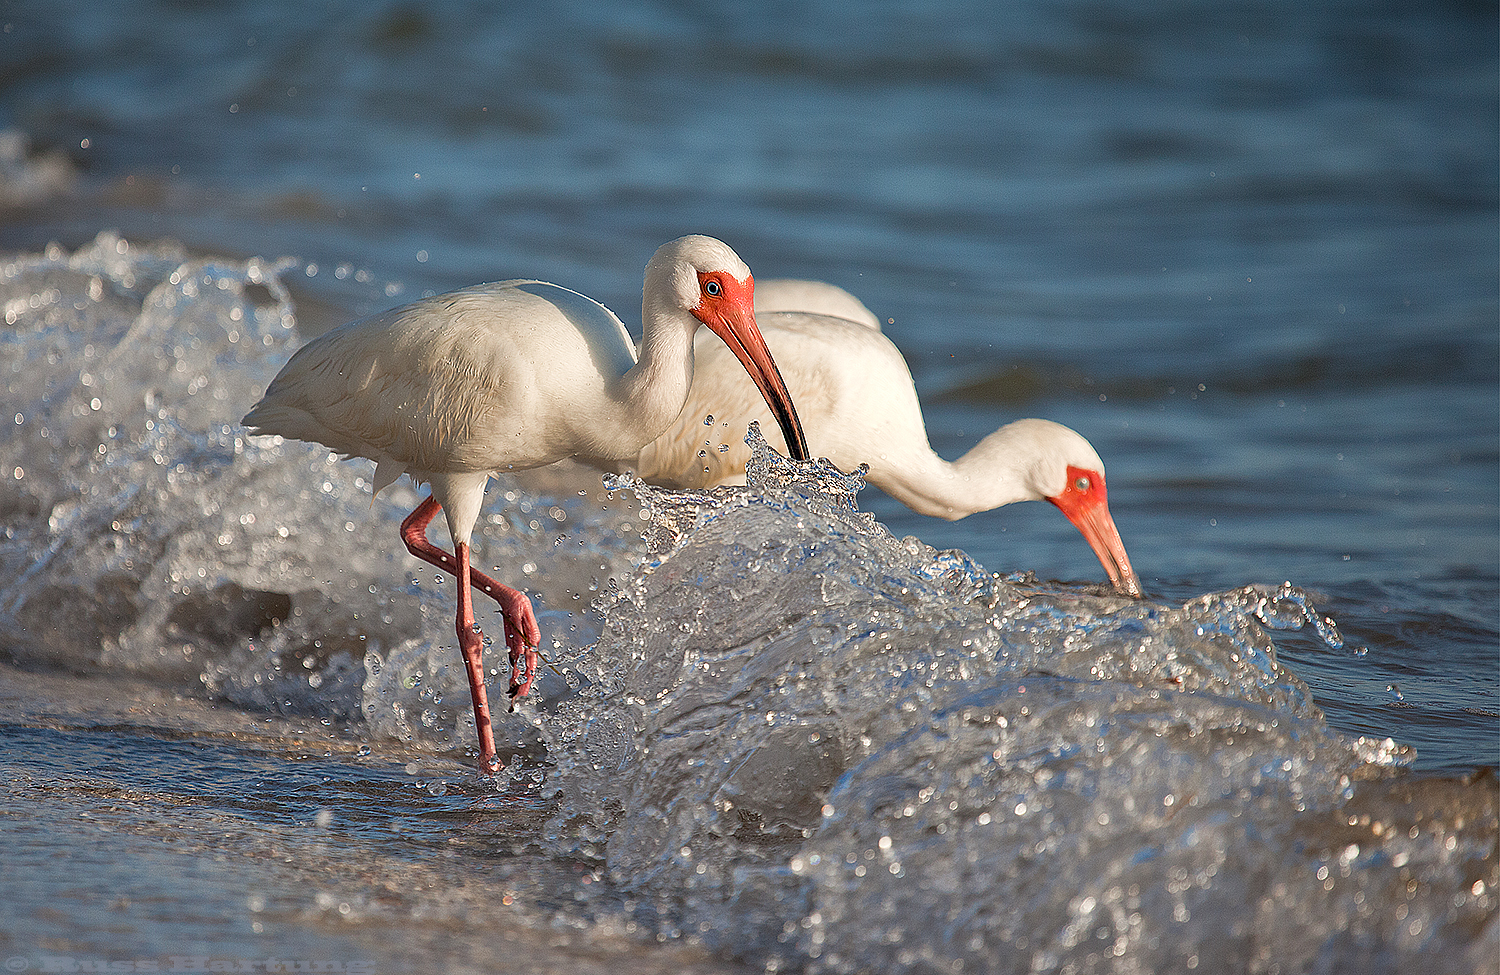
633;298;1141;597
243;236;810;771
755;278;882;330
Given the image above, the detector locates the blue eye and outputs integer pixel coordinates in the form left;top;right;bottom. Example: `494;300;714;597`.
704;279;722;297
1074;476;1091;492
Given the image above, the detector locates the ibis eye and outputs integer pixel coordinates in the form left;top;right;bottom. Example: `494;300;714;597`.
1074;476;1091;492
704;279;722;297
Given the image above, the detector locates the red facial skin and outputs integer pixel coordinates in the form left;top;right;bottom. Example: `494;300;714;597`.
1047;464;1141;597
691;270;810;462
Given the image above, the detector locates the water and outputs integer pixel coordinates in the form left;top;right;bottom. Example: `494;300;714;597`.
1;0;1496;972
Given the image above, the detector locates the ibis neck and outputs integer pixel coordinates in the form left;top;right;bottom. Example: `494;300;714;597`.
869;427;1043;521
609;303;698;455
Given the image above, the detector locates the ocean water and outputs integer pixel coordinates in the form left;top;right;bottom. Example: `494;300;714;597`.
0;0;1496;972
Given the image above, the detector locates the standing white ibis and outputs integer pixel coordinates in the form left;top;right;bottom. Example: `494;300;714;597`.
633;297;1142;597
242;236;810;771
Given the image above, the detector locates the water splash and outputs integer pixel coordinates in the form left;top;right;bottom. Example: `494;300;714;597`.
2;235;1491;973
1190;580;1359;653
0;233;637;756
536;427;1492;974
603;421;869;562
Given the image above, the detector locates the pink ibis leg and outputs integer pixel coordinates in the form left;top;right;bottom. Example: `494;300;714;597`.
398;496;543;770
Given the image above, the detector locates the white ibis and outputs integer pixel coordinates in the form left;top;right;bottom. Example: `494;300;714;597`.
243;236;810;771
755;278;882;329
633;297;1142;597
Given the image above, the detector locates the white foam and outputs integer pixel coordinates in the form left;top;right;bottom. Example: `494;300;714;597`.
2;234;1489;974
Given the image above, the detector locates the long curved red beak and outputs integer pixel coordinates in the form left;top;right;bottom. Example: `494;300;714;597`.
1047;465;1142;597
693;272;810;462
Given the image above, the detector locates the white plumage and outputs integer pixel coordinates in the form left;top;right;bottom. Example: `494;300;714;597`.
244;236;808;770
633;281;1140;596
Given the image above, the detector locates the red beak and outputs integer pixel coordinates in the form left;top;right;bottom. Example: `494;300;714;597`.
1047;465;1142;597
693;271;810;462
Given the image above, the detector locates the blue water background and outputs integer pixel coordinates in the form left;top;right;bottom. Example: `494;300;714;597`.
1;3;1497;971
1;0;1495;765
